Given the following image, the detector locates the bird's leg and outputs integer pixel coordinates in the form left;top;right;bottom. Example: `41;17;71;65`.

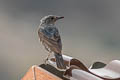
44;52;51;65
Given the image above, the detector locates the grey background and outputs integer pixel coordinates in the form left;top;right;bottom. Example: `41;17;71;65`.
0;0;120;80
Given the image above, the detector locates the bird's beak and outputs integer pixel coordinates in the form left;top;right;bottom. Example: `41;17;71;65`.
56;16;64;21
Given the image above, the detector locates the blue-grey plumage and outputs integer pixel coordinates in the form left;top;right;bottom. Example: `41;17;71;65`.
38;15;66;69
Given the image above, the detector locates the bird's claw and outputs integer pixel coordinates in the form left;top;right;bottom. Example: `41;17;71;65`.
44;58;49;65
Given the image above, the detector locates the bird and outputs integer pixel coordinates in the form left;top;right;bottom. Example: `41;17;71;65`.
38;15;66;70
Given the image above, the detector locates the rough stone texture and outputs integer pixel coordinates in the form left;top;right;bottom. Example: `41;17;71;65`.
21;65;62;80
22;66;34;80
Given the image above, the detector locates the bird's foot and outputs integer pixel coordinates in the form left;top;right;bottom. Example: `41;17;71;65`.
43;58;49;65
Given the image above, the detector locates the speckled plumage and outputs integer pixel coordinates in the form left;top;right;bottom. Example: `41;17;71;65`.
38;15;66;69
38;25;62;53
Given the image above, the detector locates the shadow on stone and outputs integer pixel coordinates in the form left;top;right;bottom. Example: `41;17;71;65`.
39;64;69;80
90;62;106;69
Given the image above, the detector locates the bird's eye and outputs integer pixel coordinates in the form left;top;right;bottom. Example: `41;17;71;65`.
51;17;54;20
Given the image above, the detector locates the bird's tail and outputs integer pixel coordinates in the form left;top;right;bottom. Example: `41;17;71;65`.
54;53;66;69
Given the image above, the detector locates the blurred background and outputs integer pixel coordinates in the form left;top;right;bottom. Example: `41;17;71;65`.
0;0;120;79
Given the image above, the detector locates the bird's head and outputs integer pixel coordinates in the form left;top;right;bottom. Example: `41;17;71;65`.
40;15;64;26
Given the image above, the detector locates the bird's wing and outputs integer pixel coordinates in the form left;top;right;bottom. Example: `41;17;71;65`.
38;27;62;53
